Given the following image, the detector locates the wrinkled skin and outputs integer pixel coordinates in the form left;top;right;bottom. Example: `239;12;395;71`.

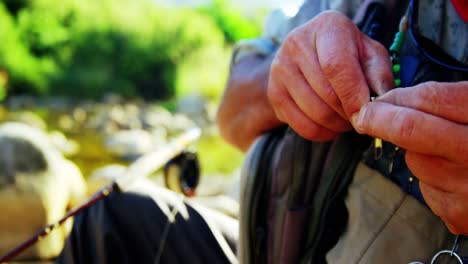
268;11;393;141
353;82;468;234
217;11;468;234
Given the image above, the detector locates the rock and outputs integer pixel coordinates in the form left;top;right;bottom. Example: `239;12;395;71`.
0;122;87;260
105;129;155;159
120;103;142;130
150;127;168;147
72;107;87;123
123;103;140;117
85;104;106;129
57;115;75;132
4;111;47;131
176;94;209;127
37;97;74;111
5;95;35;110
102;121;120;135
102;93;124;105
170;113;196;133
48;130;80;157
108;105;129;128
88;104;142;134
141;106;173;130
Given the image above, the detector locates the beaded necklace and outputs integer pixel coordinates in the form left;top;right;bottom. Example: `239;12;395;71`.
373;14;408;165
390;15;408;88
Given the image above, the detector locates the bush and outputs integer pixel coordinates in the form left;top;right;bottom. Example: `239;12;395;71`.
0;1;52;96
198;0;261;44
0;0;227;100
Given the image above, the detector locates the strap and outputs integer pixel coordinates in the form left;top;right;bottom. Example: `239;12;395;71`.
302;132;372;263
239;127;286;264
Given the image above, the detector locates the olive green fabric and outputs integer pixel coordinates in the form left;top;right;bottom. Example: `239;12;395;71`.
326;163;453;263
239;128;372;264
239;129;459;264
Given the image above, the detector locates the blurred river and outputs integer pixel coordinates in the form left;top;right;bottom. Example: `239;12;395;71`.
0;95;243;180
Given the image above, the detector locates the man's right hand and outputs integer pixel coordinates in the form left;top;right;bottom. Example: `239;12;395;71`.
268;11;394;141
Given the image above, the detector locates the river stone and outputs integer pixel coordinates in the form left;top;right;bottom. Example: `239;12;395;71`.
104;129;155;159
176;94;209;127
0;122;86;261
4;111;47;131
150;127;168;147
141;106;173;130
5;95;35;110
170;113;196;133
48;130;80;157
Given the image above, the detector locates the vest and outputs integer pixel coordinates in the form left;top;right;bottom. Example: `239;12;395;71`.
239;1;468;263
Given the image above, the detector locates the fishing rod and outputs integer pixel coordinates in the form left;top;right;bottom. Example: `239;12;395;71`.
0;127;202;263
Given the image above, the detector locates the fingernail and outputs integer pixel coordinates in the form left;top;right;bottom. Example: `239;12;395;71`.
350;113;360;131
351;106;367;132
373;93;387;102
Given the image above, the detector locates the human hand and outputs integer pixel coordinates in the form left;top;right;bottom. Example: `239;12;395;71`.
267;10;393;141
352;81;468;234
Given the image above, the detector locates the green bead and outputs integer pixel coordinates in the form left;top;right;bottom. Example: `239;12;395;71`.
390;42;402;52
395;32;404;40
390;32;406;53
392;64;401;73
396;34;405;43
394;79;401;87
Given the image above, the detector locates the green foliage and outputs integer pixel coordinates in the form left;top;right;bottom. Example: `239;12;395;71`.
0;0;229;99
175;0;267;100
1;0;30;15
198;0;261;44
175;37;231;100
0;79;6;101
0;1;50;96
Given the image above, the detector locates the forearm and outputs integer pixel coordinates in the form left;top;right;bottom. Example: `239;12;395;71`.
217;54;282;152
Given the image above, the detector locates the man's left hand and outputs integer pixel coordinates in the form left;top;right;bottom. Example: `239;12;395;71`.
352;81;468;234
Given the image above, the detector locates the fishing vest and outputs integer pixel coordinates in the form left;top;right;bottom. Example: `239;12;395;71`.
238;1;468;263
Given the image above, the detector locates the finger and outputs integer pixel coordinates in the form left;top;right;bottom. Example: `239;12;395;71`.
375;81;468;123
419;182;468;234
268;81;337;141
405;151;468;193
352;102;468;164
273;55;352;132
284;26;347;120
360;36;393;95
313;12;371;118
286;67;353;132
419;181;451;218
